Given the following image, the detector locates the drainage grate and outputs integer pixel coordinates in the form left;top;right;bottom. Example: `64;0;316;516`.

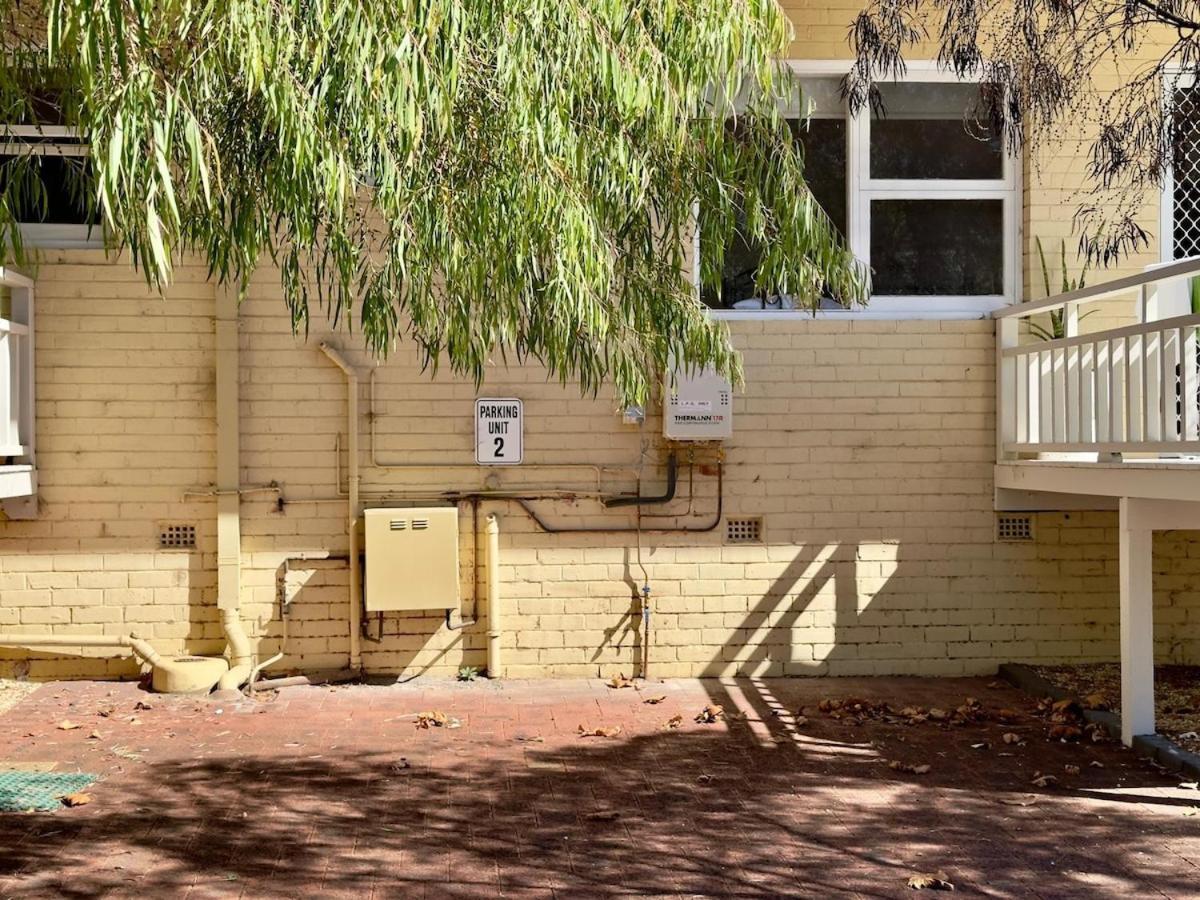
996;514;1034;542
0;771;96;812
158;524;196;549
725;516;763;544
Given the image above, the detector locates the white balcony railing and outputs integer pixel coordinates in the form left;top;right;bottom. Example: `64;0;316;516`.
996;257;1200;459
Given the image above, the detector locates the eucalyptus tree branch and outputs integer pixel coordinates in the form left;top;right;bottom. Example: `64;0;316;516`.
0;0;870;401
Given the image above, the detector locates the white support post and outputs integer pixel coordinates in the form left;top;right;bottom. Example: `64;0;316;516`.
997;317;1018;461
1118;497;1156;745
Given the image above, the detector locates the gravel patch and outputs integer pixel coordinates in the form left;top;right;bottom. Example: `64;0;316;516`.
1032;663;1200;754
0;679;37;716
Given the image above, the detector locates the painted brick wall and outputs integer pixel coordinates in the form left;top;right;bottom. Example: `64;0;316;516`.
2;3;1199;681
0;252;223;678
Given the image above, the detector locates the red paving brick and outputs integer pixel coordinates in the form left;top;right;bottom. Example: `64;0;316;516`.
0;676;1198;898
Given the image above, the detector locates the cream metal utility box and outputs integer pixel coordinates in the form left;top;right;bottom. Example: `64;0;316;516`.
364;507;460;611
663;365;733;441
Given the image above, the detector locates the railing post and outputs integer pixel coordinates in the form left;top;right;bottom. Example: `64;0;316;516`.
997;317;1018;462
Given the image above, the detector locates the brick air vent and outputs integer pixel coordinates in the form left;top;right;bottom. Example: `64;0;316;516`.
725;516;763;544
996;514;1033;542
158;524;197;549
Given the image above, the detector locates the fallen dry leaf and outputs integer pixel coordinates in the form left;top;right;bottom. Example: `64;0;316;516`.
60;792;92;808
1180;781;1199;791
999;794;1040;807
1002;732;1022;745
664;714;683;729
794;715;809;726
607;674;634;690
57;720;81;731
907;872;954;891
87;731;102;740
577;724;623;738
134;700;153;711
1064;764;1081;776
1031;772;1059;788
1082;693;1109;711
694;705;724;724
1184;808;1199;817
1089;760;1105;768
889;760;932;775
1085;723;1109;743
416;710;449;729
642;695;667;705
928;708;949;721
1048;724;1082;742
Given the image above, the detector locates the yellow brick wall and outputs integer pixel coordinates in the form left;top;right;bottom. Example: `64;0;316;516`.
1;2;1198;681
0;253;223;678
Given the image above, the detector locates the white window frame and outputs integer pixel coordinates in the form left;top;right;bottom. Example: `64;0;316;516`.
0;124;103;249
711;60;1021;321
0;265;36;516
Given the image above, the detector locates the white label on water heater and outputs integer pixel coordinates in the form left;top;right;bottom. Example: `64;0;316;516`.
475;398;523;465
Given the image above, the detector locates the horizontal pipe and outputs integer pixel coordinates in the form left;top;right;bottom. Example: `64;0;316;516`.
516;462;723;534
603;453;677;507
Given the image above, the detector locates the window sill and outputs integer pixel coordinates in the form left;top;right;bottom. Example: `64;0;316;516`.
709;296;1008;321
17;223;105;249
0;463;35;499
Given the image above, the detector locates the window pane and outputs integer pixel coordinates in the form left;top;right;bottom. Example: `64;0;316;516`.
870;199;1004;295
1173;86;1200;259
870;82;1002;180
702;118;846;309
0;155;96;225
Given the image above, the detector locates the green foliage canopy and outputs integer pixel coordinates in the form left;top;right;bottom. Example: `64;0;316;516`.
1;0;866;400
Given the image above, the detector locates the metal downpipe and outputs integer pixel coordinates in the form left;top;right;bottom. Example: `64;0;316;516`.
320;342;363;674
215;285;252;693
486;514;502;678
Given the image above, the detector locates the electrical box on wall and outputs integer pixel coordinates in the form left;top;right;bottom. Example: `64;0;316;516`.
364;507;459;611
663;366;733;441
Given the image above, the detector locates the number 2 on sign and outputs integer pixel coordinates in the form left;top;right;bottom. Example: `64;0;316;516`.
494;437;505;458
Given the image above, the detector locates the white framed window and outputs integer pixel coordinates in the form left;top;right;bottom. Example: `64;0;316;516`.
705;61;1019;320
1162;70;1200;263
0;123;102;249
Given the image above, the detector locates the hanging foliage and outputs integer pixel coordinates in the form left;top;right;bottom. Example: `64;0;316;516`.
0;0;867;401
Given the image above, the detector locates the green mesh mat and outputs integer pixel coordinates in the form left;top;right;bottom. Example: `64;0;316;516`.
0;771;96;812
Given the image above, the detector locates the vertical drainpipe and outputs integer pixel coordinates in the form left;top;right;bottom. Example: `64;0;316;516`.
319;343;363;673
215;285;253;691
486;514;502;678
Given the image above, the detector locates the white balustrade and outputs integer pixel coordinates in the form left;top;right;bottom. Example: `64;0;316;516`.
997;258;1200;458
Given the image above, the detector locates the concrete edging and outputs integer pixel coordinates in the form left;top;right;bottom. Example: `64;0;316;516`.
998;663;1200;781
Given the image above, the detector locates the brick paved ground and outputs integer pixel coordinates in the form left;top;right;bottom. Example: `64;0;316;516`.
0;676;1197;899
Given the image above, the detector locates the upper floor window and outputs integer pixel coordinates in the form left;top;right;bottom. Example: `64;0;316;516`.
703;66;1018;317
1166;73;1200;262
0;129;99;247
0;86;99;248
